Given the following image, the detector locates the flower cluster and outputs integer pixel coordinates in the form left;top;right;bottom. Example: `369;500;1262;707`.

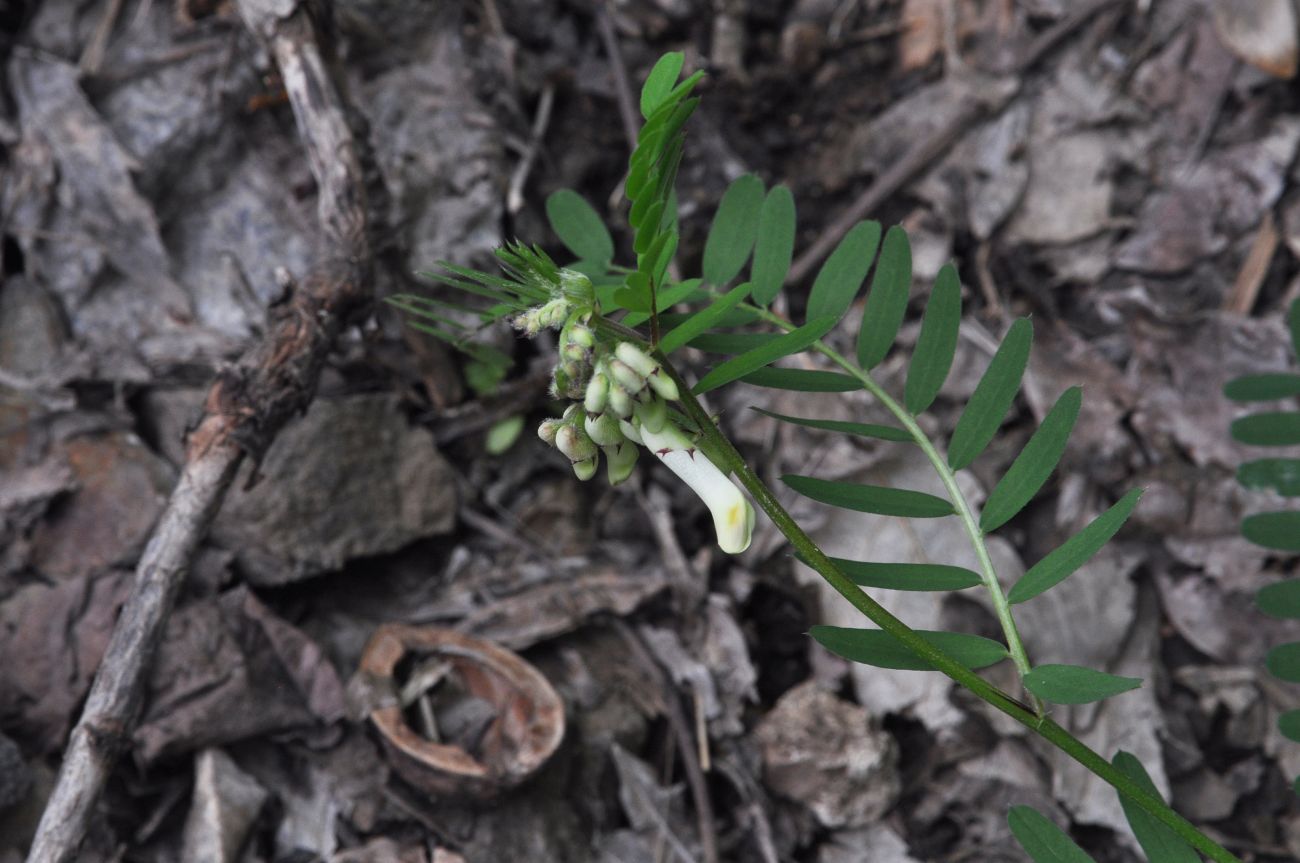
520;274;754;554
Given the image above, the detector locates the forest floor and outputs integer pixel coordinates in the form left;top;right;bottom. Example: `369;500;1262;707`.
3;0;1300;861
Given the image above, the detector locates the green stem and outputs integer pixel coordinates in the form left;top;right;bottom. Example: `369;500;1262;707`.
592;315;1242;863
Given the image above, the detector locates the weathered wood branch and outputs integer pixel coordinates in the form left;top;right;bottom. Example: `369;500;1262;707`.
26;2;375;859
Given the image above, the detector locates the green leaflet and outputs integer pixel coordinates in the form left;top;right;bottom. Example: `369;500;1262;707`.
856;225;911;369
658;307;760;330
1007;806;1097;863
1279;710;1300;743
947;318;1033;470
738;367;860;391
750;186;796;306
692;316;839;394
702;174;765;286
1238;458;1300;496
980;387;1082;533
806;220;881;325
688;332;782;354
1242;511;1300;551
545;190;613;265
622;279;702;327
751;407;912;442
1231;412;1300;446
1023;664;1142;704
810;625;1008;671
1009;489;1143;604
1267;642;1300;682
781;474;955;518
639;52;684;118
658;283;752;354
814;555;982;591
1258;579;1300;619
904;264;961;415
1112;751;1199;863
1223;372;1300;401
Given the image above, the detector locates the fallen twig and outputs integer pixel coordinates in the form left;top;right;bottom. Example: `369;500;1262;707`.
26;1;377;859
615;620;720;863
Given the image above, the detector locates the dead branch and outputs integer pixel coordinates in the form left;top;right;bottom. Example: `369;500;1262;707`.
25;2;376;860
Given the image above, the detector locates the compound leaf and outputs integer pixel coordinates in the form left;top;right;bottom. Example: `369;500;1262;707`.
693;316;838;394
750;186;796;306
1023;664;1142;704
751;407;911;442
981;387;1081;533
948;318;1033;470
703;174;765;286
1112;751;1199;863
1007;806;1097;863
905;263;962;414
806;220;881;325
782;474;954;518
1009;489;1142;604
810;625;1008;671
857;225;911;369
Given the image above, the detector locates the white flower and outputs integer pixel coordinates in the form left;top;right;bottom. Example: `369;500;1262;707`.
638;421;754;554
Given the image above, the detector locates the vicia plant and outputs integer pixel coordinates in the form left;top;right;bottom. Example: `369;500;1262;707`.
392;53;1247;863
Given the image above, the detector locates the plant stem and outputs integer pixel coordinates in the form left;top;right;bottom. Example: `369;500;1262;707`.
593;315;1242;863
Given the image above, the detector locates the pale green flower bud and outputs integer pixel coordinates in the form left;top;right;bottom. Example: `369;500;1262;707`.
572;456;598;481
609;359;646;395
607;385;634;419
647;371;679;402
639;421;754;554
603;441;638;485
614;342;657;377
584;373;609;415
634;397;668;434
537;419;562;446
559;269;595;304
568;324;595;348
562;342;589;363
556;425;597;463
585;412;624;446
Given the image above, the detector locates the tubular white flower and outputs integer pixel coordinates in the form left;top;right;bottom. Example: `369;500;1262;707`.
638;421;754;554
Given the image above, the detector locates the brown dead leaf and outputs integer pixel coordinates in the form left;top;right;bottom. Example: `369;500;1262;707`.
0;570;132;753
755;681;900;829
134;587;346;762
899;0;944;72
1213;0;1298;79
29;432;174;581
